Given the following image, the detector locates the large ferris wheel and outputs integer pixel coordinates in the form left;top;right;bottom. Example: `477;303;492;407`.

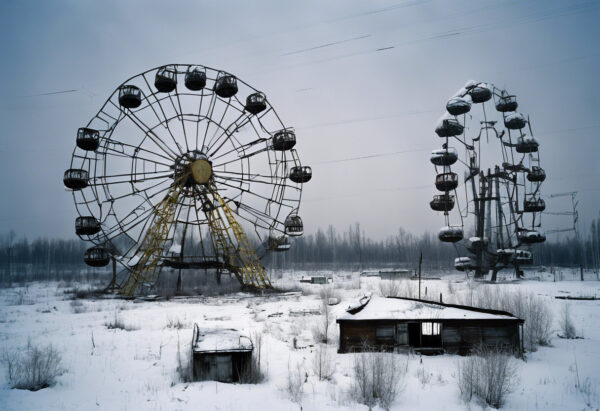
63;64;311;295
431;81;546;280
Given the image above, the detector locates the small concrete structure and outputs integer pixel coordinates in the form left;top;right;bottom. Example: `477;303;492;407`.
337;296;523;355
191;325;253;382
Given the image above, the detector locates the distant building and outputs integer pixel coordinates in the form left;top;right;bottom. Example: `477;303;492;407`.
337;296;523;355
299;275;331;284
379;269;413;280
191;325;253;382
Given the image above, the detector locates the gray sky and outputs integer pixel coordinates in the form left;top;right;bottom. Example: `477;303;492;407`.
1;0;599;241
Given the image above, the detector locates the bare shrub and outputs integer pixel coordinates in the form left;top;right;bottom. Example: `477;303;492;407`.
286;359;305;404
1;341;66;390
521;292;553;350
416;365;432;386
340;274;361;290
165;315;188;329
69;300;87;314
559;303;577;339
71;286;103;300
570;356;597;407
456;345;519;408
378;279;417;299
10;287;33;305
378;280;401;297
351;348;408;410
457;287;552;352
312;344;335;381
105;312;138;331
400;279;416;298
447;280;455;295
240;332;265;383
319;285;339;302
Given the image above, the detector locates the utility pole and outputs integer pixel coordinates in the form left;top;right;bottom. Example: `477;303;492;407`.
474;173;487;278
418;251;422;299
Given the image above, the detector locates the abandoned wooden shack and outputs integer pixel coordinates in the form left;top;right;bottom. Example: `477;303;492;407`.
191;325;253;382
337;296;523;355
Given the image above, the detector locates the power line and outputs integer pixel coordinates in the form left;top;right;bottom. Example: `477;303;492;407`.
297;108;438;130
283;34;371;56
312;147;429;165
7;89;78;98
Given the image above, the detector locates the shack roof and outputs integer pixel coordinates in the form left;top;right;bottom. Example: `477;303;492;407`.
337;296;523;322
192;326;253;354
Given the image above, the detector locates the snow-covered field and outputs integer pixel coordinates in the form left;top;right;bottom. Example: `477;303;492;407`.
0;269;599;410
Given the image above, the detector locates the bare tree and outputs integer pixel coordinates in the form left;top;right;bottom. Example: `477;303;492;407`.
286;358;305;405
559;303;577;339
312;344;334;381
457;344;520;408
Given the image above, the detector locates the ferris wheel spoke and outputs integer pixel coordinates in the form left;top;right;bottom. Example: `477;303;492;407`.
212;171;278;186
237;201;284;226
229;203;276;232
103;206;155;241
210;99;233;142
102;176;172;203
201;93;218;149
211;114;267;160
123;133;176;162
109;100;180;159
212;176;280;204
206;112;249;155
169;90;190;153
103;142;173;167
140;73;186;154
212;144;269;167
194;89;206;150
89;170;173;187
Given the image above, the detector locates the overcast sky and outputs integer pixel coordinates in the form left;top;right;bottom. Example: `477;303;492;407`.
0;0;598;241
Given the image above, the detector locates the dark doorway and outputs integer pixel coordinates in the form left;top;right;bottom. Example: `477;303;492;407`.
408;323;420;347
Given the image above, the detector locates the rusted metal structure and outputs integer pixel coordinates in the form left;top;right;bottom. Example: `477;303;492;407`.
64;64;312;295
431;81;546;280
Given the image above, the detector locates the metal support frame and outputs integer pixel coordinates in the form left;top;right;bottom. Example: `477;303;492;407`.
206;181;271;289
119;177;184;296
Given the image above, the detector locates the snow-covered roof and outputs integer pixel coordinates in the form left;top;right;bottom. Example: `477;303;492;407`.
192;327;253;353
338;296;521;322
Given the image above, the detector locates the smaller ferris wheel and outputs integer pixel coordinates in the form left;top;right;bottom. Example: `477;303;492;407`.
430;81;546;280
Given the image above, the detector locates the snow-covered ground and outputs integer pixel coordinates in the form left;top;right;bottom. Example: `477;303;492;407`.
0;269;599;410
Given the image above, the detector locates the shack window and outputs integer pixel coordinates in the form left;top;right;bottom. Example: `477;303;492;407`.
421;322;441;336
376;326;395;341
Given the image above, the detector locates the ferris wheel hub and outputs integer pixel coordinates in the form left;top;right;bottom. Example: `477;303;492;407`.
191;158;213;184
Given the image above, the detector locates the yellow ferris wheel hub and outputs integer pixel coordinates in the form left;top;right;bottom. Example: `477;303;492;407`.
190;159;212;184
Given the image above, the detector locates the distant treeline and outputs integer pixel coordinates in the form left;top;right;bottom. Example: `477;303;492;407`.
264;220;600;271
1;215;599;283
